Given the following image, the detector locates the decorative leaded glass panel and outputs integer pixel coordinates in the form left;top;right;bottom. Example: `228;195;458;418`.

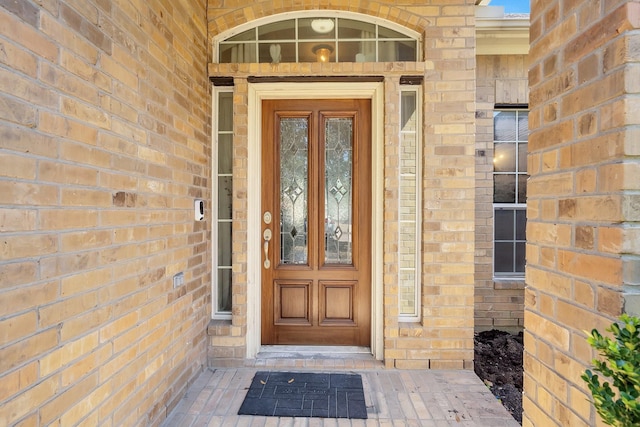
324;118;353;264
280;118;309;265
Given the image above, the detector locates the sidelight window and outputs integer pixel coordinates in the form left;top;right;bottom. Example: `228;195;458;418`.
398;87;422;320
213;88;233;318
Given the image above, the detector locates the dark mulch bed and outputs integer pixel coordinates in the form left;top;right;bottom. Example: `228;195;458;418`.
474;330;524;424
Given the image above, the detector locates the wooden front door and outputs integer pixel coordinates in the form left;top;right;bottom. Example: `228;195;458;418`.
261;98;371;346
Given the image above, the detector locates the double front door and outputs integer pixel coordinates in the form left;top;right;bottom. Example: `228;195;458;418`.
261;98;371;346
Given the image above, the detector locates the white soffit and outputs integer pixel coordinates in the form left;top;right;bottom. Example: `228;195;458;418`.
476;6;530;55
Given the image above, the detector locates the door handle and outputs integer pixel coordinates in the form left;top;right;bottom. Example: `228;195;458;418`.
263;228;272;269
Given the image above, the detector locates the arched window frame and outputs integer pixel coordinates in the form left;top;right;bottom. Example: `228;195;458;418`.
212;11;422;64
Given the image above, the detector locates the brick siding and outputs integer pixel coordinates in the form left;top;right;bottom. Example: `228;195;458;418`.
206;0;477;369
0;1;211;425
475;54;528;332
525;1;640;425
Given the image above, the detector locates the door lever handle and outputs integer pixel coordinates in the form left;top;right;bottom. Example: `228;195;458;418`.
263;228;272;269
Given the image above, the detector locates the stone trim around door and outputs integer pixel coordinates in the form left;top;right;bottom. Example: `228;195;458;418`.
246;81;385;360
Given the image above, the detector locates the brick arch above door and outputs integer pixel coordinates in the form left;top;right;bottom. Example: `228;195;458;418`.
206;1;448;41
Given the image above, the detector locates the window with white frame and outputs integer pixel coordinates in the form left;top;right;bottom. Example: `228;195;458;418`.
213;87;233;318
493;109;527;277
398;86;422;320
215;13;419;64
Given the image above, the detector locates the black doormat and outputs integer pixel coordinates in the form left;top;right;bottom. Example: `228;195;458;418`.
238;371;367;419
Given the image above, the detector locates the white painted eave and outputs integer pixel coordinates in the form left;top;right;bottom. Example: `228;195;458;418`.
476;6;530;55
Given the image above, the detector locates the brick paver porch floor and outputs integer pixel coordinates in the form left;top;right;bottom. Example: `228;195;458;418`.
161;349;520;427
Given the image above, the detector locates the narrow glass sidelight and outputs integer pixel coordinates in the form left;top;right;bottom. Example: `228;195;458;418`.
324;118;353;265
214;89;233;317
279;118;309;265
398;88;421;320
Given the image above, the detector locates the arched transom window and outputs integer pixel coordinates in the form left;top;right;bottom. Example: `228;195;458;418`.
214;12;420;64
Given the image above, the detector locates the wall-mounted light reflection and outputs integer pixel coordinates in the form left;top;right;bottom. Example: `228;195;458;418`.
313;44;333;62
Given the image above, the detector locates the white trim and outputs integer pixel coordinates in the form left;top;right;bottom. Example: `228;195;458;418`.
212;86;233;320
476;28;529;55
476;17;530;55
246;82;384;360
476;6;529;55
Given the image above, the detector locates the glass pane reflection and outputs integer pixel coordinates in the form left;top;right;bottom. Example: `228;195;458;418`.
218;222;232;265
217;269;232;312
495;242;514;273
494;111;517;141
516;210;526;240
338;19;375;38
494;174;516;203
379;40;416;61
218;92;233;132
518;142;528;172
516;242;526;272
518;112;529;140
494;210;514;240
494;143;516;173
518;175;527;204
218;134;233;174
259;20;295;40
217;176;232;220
259;42;295;63
299;17;336;39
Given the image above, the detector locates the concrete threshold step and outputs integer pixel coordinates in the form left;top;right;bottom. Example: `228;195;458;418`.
257;345;373;359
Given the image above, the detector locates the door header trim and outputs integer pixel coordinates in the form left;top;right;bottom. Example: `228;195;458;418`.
247;76;384;83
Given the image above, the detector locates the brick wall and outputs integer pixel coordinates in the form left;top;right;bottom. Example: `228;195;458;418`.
525;1;640;425
0;1;211;425
419;0;476;370
207;0;477;369
475;54;528;332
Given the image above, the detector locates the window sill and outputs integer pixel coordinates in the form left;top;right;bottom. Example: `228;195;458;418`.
492;279;525;290
208;318;232;336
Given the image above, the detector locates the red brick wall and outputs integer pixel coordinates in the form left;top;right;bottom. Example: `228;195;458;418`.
0;1;211;425
525;1;640;425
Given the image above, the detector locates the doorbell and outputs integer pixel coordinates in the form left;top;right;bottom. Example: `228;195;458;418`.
194;199;204;221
